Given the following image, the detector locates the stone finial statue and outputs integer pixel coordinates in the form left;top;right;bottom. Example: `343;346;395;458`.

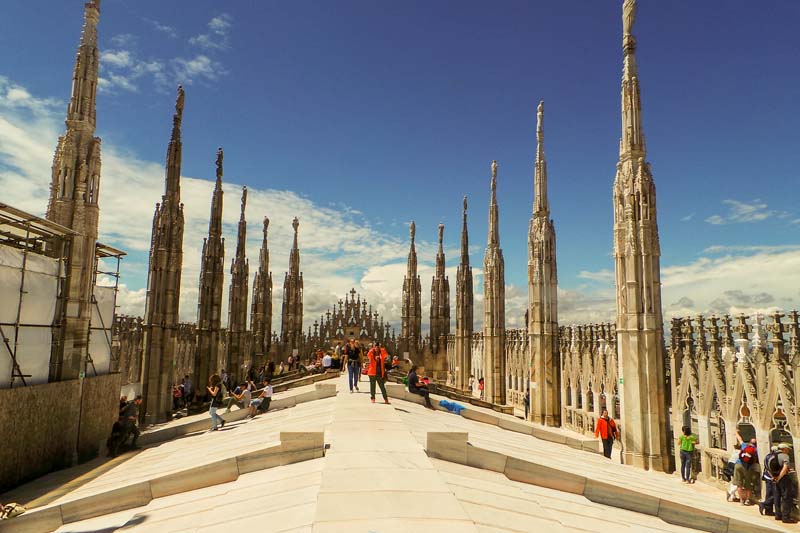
537;100;544;132
175;85;185;114
410;220;416;242
216;147;223;178
491;159;498;179
292;216;299;234
623;0;637;36
438;223;444;245
463;195;468;213
241;186;247;212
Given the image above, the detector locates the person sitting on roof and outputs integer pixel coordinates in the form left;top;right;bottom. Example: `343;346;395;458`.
407;365;434;410
249;379;273;418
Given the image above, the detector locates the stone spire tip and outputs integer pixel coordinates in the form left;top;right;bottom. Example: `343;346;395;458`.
463;195;468;213
438;223;444;245
410;221;416;243
292;216;299;234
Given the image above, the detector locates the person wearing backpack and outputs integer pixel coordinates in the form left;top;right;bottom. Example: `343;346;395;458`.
733;441;759;505
594;409;619;459
678;426;699;483
774;442;798;524
759;445;780;516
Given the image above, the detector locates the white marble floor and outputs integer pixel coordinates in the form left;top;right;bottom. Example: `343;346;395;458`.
33;374;791;532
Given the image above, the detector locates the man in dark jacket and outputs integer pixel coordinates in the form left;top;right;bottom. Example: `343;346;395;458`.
111;395;142;456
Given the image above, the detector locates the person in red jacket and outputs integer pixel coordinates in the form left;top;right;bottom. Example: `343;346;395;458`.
594;409;619;459
367;341;390;404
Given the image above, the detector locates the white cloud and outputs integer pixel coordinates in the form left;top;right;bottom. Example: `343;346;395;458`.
100;50;132;68
110;34;137;48
703;244;800;255
99;48;166;93
705;199;788;225
577;268;614;282
172;55;226;84
680;213;694;222
144;18;178;38
190;13;233;50
2;77;797;341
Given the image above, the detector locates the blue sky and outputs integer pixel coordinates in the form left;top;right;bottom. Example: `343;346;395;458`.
1;0;799;332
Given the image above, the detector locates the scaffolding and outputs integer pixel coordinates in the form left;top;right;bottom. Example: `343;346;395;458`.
0;203;125;388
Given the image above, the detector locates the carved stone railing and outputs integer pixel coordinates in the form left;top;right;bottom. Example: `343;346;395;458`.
559;322;618;435
699;447;730;490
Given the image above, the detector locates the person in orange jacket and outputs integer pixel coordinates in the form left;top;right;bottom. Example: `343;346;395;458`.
594;409;619;459
367;341;390;404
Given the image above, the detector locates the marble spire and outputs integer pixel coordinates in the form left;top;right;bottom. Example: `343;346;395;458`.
281;217;304;356
483;160;506;405
46;0;103;380
527;100;560;425
613;0;670;471
194;147;226;396
141;86;186;423
227;187;250;380
251;217;273;364
401;221;422;354
455;196;474;389
430;223;450;353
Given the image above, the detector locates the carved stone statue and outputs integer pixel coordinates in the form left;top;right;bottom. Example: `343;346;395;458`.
537;100;544;132
623;0;637;36
410;220;416;242
216;147;223;178
175;85;185;114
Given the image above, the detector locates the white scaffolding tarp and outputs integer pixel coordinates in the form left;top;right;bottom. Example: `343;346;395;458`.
89;285;116;376
0;246;61;387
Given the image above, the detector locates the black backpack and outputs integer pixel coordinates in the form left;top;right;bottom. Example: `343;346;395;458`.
768;454;782;477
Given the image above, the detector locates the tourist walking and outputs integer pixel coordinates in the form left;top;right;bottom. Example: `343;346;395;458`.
678;426;699;483
408;365;434;409
773;442;798;523
367;341;389;404
468;375;475;395
478;377;484;400
594;409;619;459
207;373;225;431
344;338;361;392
